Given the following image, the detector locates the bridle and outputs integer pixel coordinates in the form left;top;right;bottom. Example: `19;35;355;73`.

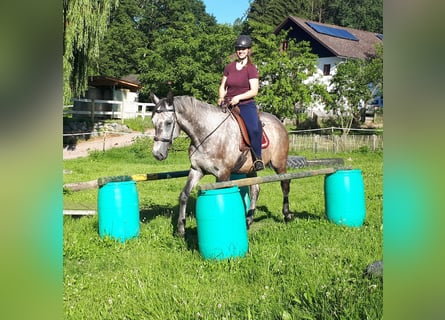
153;97;233;153
153;103;177;144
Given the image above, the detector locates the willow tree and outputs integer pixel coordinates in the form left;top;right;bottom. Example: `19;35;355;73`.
63;0;118;104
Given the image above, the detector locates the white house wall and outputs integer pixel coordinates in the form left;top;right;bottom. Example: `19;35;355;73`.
303;56;345;118
113;89;139;118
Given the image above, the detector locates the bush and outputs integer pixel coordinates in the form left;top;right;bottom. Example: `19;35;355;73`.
123;117;154;133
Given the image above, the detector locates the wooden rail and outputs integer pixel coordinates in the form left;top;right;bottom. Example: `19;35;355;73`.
64;99;155;120
198;168;337;191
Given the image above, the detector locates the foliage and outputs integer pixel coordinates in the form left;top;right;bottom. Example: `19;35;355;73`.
138;23;236;101
245;0;383;33
325;44;383;134
63;0;118;104
325;0;383;34
95;0;147;77
251;22;327;120
123;117;153;133
365;43;384;96
64;0;383;123
63;146;382;319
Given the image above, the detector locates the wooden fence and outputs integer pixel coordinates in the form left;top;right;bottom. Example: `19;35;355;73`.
64;99;155;121
289;128;383;153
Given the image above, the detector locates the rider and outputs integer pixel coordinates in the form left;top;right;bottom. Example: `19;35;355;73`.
218;35;264;171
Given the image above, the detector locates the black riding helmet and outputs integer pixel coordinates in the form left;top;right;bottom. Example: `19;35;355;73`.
235;35;252;50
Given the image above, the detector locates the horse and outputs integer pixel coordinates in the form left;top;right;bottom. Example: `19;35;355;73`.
150;92;292;237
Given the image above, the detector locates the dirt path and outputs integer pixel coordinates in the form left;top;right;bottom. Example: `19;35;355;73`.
63;130;154;160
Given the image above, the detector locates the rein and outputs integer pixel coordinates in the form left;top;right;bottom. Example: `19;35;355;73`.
189;108;232;157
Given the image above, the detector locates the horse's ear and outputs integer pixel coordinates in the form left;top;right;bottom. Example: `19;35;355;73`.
166;91;173;105
150;92;159;104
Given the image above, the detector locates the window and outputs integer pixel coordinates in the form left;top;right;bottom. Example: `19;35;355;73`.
323;64;331;76
281;40;288;51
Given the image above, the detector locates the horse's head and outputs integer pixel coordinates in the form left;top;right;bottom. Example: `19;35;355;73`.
150;92;181;160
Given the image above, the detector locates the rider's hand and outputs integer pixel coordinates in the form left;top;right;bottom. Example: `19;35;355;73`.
230;96;240;106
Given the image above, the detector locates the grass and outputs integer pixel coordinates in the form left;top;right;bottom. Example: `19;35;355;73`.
63;139;383;319
123;117;154;133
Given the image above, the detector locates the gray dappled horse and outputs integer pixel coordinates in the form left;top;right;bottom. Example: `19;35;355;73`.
150;92;292;237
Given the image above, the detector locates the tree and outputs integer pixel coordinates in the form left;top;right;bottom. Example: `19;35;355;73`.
326;44;383;134
251;22;324;121
96;0;226;101
63;0;118;104
325;0;383;33
138;17;236;101
245;0;382;34
95;0;147;77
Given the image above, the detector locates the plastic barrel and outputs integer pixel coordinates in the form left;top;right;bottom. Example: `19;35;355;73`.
230;173;251;214
196;186;248;260
98;180;140;242
324;169;366;227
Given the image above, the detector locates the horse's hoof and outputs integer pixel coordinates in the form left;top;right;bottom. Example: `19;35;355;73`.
175;231;185;238
175;226;186;237
284;214;294;223
246;216;254;229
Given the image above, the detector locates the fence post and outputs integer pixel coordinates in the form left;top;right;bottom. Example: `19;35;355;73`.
120;101;125;124
333;135;337;153
91;99;95;122
314;135;318;153
372;134;377;151
102;131;107;152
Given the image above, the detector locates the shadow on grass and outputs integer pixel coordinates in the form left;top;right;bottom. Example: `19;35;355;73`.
292;210;322;221
253;205;321;223
139;196;199;251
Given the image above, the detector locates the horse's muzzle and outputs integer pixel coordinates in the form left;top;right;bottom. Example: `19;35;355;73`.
153;151;167;161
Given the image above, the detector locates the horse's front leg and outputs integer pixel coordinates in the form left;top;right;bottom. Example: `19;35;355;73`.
177;168;203;237
246;183;260;229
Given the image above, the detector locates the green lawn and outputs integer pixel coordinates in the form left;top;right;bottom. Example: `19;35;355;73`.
63;138;383;319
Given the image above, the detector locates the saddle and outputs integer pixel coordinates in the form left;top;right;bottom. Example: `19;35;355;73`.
229;105;270;152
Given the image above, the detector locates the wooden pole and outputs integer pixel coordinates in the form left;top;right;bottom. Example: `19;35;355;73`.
198;167;337;191
63;170;190;192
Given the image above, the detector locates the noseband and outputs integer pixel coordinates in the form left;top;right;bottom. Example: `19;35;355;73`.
153;105;176;143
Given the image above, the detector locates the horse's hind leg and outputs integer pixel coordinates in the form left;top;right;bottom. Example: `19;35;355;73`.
272;161;293;223
280;179;293;222
177;168;203;237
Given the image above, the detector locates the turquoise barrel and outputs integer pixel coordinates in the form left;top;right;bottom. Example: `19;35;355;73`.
324;169;366;227
230;173;251;214
196;186;248;260
98;180;140;242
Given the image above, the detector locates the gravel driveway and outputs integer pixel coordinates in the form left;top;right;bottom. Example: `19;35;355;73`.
63;130;154;160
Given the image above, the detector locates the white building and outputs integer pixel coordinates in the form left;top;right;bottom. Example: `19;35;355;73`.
274;16;383;118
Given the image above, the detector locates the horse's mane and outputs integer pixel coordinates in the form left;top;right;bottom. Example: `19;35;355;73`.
152;94;227;121
174;96;218;112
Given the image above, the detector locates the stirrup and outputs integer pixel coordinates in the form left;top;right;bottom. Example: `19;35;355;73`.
253;159;264;171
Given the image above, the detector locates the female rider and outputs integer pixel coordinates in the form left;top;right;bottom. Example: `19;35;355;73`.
218;35;264;171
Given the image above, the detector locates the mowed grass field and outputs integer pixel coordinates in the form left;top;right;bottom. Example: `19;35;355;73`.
63;137;383;319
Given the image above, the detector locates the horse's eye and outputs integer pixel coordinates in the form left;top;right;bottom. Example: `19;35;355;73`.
165;120;173;126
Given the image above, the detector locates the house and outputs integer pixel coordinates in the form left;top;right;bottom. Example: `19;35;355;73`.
71;75;154;120
274;16;383;117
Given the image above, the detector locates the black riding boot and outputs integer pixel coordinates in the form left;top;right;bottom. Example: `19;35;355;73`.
254;159;264;171
253;155;264;171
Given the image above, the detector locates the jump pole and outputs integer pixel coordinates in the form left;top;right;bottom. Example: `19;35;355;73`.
198;168;337;191
63;170;190;192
